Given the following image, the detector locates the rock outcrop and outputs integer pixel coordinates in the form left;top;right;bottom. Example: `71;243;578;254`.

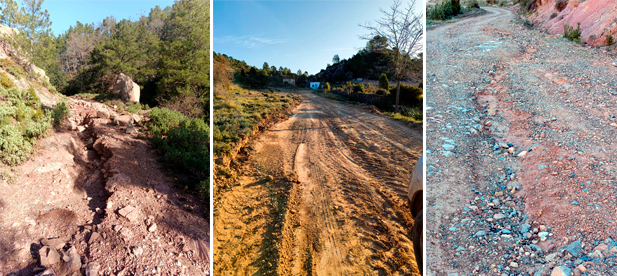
113;73;140;103
528;0;617;47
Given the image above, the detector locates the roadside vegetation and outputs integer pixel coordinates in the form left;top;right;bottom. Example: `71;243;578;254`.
316;81;423;123
427;0;487;23
563;22;582;42
214;84;298;156
0;86;69;166
0;0;210;201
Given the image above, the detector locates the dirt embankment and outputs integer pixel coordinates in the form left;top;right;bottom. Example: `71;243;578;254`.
213;96;300;201
528;0;617;47
214;90;422;275
0;98;210;276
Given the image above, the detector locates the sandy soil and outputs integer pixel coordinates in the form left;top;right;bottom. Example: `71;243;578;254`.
0;97;209;276
214;90;422;275
428;6;617;275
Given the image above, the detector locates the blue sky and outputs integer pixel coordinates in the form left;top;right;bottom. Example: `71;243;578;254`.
43;0;175;35
214;0;424;75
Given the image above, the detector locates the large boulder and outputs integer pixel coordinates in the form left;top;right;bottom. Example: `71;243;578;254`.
113;73;140;103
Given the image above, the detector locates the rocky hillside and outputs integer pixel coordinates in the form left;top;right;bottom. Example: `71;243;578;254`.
527;0;617;47
0;24;210;276
0;25;61;107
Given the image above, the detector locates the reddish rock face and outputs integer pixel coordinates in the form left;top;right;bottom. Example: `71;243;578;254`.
529;0;617;47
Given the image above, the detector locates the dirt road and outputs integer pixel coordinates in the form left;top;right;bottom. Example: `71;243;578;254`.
427;6;617;275
214;90;422;275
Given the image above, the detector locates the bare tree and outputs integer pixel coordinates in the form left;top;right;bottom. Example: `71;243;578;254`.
360;0;423;113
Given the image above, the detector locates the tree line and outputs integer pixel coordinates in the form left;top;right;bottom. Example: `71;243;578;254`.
0;0;209;119
214;52;309;90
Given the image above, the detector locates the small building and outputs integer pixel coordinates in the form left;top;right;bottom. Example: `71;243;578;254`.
309;82;320;89
283;78;295;85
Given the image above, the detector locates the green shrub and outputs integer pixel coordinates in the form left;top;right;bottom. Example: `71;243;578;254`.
153;124;209;198
550;12;558;19
564;22;581;42
14;102;31;122
519;0;537;11
52;101;70;126
6;66;20;79
0;72;14;89
147;107;186;135
428;0;462;20
379;74;389;90
353;83;365;93
523;19;534;28
27;88;40;107
607;34;614;46
178;118;209;132
127;103;144;114
389;84;423;107
0;59;25;75
25;115;51;139
0;125;33;166
466;0;480;8
554;0;568;12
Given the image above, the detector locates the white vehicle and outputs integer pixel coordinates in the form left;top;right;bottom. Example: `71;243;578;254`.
408;155;423;275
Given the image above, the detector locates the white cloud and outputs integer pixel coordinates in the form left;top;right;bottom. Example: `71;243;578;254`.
216;35;287;48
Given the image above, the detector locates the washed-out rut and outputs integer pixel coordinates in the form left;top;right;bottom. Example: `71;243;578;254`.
428;6;617;275
214;90;422;275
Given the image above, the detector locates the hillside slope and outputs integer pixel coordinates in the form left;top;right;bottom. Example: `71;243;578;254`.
0;25;210;276
527;0;617;47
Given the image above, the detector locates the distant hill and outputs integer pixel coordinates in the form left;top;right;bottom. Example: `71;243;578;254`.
312;47;422;85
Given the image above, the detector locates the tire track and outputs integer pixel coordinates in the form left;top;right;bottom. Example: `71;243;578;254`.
215;90;422;275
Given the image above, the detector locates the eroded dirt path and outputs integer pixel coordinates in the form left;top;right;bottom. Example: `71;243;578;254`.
214;90;422;275
0;98;209;276
428;6;617;275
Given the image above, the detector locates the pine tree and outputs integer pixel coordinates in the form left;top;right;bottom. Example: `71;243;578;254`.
156;0;209;118
379;73;389;89
90;19;159;81
0;0;20;28
13;0;52;72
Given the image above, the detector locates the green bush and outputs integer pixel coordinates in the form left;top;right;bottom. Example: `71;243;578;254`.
0;87;51;166
466;0;480;8
0;59;25;75
179;118;209;132
342;81;354;92
389;84;423;107
0;125;33;166
428;0;462;20
25;115;51;139
564;22;581;42
6;66;21;79
127;103;144;114
555;0;568;12
154;124;209;199
379;74;389;90
147;107;187;135
519;0;537;11
27;88;41;107
52;102;70;126
353;83;365;93
0;72;14;89
607;34;614;46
